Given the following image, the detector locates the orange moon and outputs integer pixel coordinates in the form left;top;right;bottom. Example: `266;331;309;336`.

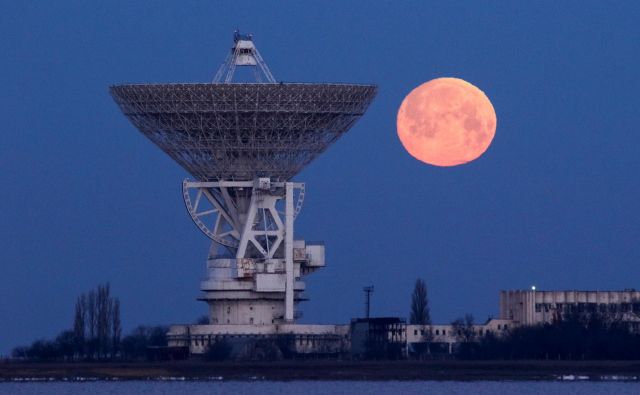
397;78;496;167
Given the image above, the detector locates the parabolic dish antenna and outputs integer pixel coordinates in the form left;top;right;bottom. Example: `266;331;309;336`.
110;31;376;324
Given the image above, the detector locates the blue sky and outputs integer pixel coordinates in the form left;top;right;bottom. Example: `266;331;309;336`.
1;1;639;354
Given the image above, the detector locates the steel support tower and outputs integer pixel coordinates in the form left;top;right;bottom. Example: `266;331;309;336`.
111;32;377;325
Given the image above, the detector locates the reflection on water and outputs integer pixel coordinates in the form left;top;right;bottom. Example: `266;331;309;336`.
1;381;639;395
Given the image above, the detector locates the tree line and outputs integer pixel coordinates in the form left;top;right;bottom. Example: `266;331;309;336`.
11;283;168;361
463;312;640;360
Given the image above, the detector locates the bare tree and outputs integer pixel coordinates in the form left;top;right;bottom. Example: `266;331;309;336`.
87;290;97;358
73;283;121;360
410;278;431;325
73;294;86;359
111;298;121;357
409;278;432;358
451;314;476;343
96;283;112;358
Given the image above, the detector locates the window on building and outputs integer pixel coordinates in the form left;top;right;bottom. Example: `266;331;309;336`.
504;324;508;330
435;329;439;335
535;304;541;312
249;317;254;324
414;330;417;335
420;329;424;335
498;324;501;330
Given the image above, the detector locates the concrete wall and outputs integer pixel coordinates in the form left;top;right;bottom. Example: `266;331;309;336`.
208;299;285;325
406;319;512;345
167;323;349;355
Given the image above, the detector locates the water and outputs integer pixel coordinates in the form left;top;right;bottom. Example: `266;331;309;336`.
0;381;639;395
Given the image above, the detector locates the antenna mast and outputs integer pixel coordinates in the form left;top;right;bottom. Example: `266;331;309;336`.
363;285;374;319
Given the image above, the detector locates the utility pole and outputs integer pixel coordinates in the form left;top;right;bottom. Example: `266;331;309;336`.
363;285;374;319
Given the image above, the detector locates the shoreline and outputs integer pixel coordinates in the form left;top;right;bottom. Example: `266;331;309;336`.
2;360;640;381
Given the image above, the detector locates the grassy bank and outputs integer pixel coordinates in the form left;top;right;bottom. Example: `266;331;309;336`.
2;360;640;381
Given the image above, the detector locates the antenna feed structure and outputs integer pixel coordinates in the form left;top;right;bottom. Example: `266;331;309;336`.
214;30;275;83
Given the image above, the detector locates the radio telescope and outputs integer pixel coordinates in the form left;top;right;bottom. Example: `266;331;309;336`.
110;32;376;325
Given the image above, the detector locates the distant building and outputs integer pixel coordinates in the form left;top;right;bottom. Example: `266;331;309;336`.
167;324;349;358
406;319;511;355
500;289;640;330
350;317;406;359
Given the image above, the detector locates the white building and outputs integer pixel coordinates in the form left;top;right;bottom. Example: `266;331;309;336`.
405;319;512;354
500;289;640;328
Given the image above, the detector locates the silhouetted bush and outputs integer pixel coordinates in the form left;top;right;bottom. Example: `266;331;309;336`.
54;330;76;361
464;313;640;360
247;338;283;361
204;340;232;361
120;325;168;360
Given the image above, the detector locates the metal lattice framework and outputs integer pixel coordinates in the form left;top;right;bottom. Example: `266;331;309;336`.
109;83;377;181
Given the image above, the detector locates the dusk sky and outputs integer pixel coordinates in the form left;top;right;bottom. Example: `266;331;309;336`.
2;1;640;354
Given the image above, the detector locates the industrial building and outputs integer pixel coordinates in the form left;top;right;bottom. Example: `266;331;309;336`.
500;289;640;329
167;323;349;358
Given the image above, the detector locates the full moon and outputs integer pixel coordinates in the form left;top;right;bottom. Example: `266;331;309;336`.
397;77;496;167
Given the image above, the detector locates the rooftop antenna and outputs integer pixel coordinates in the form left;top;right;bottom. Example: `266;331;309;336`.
363;285;374;319
213;30;276;83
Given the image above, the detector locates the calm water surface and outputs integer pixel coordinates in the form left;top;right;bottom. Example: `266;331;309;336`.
1;381;639;395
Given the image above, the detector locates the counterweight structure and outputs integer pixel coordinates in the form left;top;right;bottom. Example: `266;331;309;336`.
110;32;376;325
